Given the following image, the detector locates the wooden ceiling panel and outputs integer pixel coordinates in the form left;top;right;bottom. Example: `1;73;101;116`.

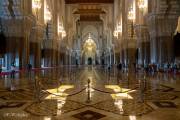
74;9;106;14
80;15;101;21
65;0;114;4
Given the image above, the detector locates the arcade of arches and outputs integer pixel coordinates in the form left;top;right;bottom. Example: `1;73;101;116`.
0;0;180;120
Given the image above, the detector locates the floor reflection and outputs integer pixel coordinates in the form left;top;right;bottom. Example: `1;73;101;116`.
0;66;179;120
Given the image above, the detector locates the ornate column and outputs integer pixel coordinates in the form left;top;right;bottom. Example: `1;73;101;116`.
135;25;150;65
1;0;36;69
30;24;44;68
30;0;45;68
147;0;180;64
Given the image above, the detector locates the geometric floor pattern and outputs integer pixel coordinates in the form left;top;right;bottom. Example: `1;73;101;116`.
25;100;86;116
72;110;106;120
92;100;154;116
0;67;179;120
153;101;177;108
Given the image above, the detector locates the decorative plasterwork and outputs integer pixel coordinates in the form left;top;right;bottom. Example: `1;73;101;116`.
2;15;35;37
147;13;179;37
134;25;149;42
74;9;106;14
0;0;22;19
65;0;114;4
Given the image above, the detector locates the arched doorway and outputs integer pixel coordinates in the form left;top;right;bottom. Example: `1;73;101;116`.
82;33;97;65
88;57;93;65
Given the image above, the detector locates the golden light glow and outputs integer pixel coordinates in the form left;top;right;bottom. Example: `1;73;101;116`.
117;23;122;33
129;115;137;120
105;85;134;99
86;33;94;46
44;117;51;120
32;0;41;9
114;21;122;38
114;99;124;114
58;16;66;38
61;30;66;38
105;85;130;93
176;16;180;34
82;33;97;59
113;30;118;37
128;1;136;21
85;85;94;91
87;46;93;51
58;23;64;33
111;93;133;99
128;8;135;21
44;85;74;116
83;33;96;53
45;85;74;100
138;0;147;9
85;78;94;99
106;85;135;114
44;1;52;23
57;100;66;115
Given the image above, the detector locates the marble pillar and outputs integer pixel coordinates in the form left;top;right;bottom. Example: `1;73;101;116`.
135;25;150;65
147;14;178;64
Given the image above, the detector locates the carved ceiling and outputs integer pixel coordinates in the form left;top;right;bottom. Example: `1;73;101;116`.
65;0;114;4
73;4;106;21
74;9;105;14
80;15;101;21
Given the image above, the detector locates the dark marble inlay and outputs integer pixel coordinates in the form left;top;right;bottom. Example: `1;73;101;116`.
0;102;25;109
72;110;106;120
153;101;177;108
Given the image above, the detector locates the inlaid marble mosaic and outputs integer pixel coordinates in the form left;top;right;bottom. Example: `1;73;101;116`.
92;100;153;116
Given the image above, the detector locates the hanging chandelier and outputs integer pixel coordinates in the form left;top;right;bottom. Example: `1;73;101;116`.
44;4;52;23
58;16;66;38
32;0;42;9
86;33;94;46
113;22;122;38
138;0;146;9
58;22;66;38
128;7;135;21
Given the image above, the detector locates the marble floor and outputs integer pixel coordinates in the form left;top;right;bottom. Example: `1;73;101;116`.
0;66;179;120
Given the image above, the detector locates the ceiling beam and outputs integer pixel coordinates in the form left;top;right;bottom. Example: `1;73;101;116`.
74;9;106;14
65;0;114;4
80;15;101;21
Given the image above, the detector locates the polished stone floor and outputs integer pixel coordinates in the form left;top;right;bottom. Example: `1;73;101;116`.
0;66;179;120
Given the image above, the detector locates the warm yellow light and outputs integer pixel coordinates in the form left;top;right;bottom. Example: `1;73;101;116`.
113;30;118;37
62;30;66;38
176;16;180;33
114;22;122;38
111;93;133;99
105;85;130;93
58;23;64;33
128;1;136;21
45;85;74;100
87;47;92;51
86;34;94;46
114;99;124;114
58;17;66;38
117;23;122;33
44;85;73;117
85;78;94;99
44;117;51;120
128;8;135;21
44;1;52;23
32;0;41;9
105;85;134;99
57;100;66;115
129;115;137;120
58;85;74;92
138;0;147;9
